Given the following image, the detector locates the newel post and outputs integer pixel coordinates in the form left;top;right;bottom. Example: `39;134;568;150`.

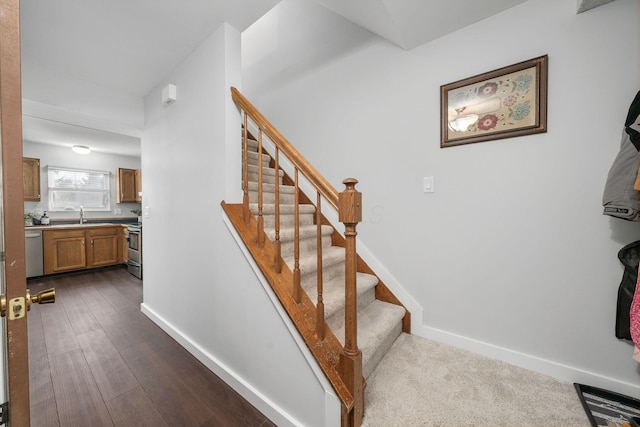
339;178;363;426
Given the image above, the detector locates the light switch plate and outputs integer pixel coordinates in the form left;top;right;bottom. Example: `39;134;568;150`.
423;176;434;193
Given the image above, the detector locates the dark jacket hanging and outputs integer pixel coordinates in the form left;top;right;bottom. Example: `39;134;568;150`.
616;240;640;340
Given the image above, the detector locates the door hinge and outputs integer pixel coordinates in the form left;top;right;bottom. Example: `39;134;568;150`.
0;252;4;262
0;401;8;424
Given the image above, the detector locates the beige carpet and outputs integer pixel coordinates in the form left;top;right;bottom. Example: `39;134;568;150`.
361;333;590;427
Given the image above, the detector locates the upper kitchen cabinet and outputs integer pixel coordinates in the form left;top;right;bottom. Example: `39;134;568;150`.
135;169;142;203
116;167;142;203
23;157;41;201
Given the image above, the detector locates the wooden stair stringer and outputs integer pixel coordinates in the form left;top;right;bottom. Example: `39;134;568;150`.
221;201;355;413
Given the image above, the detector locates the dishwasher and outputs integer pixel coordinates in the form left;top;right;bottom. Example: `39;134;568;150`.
25;229;43;278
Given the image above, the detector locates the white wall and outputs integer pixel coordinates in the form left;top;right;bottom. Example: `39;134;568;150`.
140;23;338;426
23;140;140;221
242;0;640;396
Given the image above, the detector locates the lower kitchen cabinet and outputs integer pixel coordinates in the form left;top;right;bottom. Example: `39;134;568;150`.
43;226;123;275
87;227;121;267
43;229;86;274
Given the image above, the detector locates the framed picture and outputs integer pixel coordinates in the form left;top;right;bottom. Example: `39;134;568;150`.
440;55;548;148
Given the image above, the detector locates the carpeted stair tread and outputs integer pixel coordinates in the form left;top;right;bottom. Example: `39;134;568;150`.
247;182;297;205
265;225;334;258
283;246;345;276
248;164;283;177
245;150;270;163
249;203;315;215
335;300;405;379
309;272;378;331
265;224;333;243
248;181;296;194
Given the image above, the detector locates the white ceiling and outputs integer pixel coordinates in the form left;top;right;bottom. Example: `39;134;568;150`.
22;116;142;157
310;0;527;50
19;0;565;158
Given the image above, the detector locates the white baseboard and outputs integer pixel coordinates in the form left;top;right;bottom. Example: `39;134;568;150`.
140;303;301;427
412;323;640;398
346;236;640;398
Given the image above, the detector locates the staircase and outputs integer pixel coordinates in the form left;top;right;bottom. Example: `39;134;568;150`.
223;87;410;426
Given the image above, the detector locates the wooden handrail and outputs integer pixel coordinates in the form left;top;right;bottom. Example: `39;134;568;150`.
231;87;339;209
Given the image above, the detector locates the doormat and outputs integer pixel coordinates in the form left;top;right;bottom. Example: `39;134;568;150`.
574;383;640;427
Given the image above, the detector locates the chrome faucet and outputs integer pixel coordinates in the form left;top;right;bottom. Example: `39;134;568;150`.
79;205;85;224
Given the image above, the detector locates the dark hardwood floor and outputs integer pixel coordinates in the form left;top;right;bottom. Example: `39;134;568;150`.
27;266;276;427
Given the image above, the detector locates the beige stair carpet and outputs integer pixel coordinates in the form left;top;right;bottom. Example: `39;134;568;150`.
361;333;589;427
244;135;406;383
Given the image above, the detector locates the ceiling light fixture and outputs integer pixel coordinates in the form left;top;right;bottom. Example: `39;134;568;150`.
71;145;91;155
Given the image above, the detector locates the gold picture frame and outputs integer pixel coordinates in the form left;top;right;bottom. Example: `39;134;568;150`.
440;55;548;148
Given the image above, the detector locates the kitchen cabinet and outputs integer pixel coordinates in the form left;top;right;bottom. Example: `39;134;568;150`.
87;227;121;267
117;168;142;203
43;229;87;274
116;168;137;203
43;226;123;275
23;157;41;201
135;169;142;202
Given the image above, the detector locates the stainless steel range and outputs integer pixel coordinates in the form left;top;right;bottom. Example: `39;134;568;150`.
127;223;142;279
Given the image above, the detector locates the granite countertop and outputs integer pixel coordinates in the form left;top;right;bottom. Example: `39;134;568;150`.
25;217;139;230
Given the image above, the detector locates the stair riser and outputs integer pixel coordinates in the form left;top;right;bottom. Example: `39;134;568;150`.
326;287;376;332
299;258;345;289
280;235;333;259
248;173;281;185
285;255;343;279
244;159;271;169
244;150;270;161
249;191;296;205
363;322;402;379
254;213;315;230
244;139;259;151
248;165;281;177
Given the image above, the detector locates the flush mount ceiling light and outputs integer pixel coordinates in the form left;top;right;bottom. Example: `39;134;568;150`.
71;145;91;155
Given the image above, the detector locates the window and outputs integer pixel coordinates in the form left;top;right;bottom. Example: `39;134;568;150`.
48;166;111;212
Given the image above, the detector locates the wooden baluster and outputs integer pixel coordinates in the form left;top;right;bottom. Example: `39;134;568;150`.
242;113;250;225
273;148;282;273
256;129;265;247
316;191;325;340
339;178;363;426
292;169;301;303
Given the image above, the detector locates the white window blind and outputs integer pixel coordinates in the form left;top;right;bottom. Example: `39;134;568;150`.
47;166;111;211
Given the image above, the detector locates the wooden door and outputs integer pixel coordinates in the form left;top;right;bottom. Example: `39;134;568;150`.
0;0;31;424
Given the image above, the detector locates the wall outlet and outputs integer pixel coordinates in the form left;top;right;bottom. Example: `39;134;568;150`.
113;208;122;215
